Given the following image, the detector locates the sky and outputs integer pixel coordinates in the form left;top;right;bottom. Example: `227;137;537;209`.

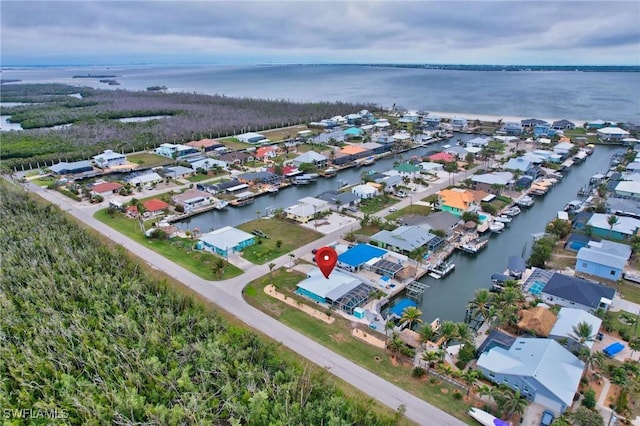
2;1;639;66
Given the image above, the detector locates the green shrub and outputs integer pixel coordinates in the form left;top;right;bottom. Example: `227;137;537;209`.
452;392;463;400
582;389;596;409
412;367;425;378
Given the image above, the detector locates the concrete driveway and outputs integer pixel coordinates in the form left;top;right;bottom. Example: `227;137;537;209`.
521;402;548;426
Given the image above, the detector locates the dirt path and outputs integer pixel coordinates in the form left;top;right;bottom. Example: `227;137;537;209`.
352;328;386;348
264;285;334;324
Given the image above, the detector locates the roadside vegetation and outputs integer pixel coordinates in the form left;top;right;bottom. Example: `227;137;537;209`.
0;181;403;425
1;83;376;171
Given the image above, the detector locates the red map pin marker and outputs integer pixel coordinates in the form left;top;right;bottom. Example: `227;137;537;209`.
316;246;338;279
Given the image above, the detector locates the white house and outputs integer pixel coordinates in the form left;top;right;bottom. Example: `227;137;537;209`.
597;127;630;142
549;308;602;352
93;150;126;168
351;184;378;199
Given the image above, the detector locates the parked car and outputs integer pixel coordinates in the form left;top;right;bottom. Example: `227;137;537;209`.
540;410;555;426
389;207;398;212
396;191;407;198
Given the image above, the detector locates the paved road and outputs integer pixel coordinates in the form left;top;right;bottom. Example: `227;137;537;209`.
19;176;468;426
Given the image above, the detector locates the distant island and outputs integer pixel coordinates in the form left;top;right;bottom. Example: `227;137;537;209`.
0;79;21;84
146;85;167;91
72;74;118;78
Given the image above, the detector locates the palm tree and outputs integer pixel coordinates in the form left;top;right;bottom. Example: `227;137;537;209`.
385;320;395;340
418;323;435;350
498;389;528;420
387;332;404;363
477;384;500;404
466;288;493;323
569;321;596;346
400;306;423;331
578;347;605;374
462;369;480;396
607;214;619;238
456;323;475;346
421;350;443;372
268;262;276;285
436;320;459;349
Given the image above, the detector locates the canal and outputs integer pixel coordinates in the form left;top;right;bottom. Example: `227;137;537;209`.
176;135;476;233
418;144;624;323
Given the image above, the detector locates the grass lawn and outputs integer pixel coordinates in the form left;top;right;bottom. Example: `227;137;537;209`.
261;125;309;142
359;196;397;214
219;138;254;151
94;209;242;280
618;281;640;305
244;269;475;425
31;176;57;187
237;218;323;264
297;143;332;154
127;152;173;168
386;204;431;220
186;173;227;183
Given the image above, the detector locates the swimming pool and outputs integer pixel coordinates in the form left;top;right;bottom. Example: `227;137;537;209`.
529;281;546;295
479;214;488;222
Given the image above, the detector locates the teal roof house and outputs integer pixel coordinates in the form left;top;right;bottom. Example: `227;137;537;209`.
198;226;255;257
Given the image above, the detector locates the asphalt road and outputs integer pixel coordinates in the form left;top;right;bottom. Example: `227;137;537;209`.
19;176;468;426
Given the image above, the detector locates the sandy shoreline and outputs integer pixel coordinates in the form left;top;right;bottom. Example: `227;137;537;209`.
427;110;590;127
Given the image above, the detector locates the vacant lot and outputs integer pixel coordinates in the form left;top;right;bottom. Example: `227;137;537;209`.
261;124;312;142
237;218;323;264
218;137;254;151
127;152;173;168
359;196;397;214
387;204;431;220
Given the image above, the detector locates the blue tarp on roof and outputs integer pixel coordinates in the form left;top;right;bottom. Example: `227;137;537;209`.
603;342;624;357
389;298;417;317
338;244;387;267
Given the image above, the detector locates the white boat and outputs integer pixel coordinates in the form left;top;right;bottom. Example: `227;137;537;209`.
428;260;455;279
468;407;512;426
213;199;228;210
515;195;534;207
489;221;505;233
503;206;521;217
494;215;512;224
442;144;452;149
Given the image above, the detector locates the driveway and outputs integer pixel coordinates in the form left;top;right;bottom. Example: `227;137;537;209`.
521;402;547;426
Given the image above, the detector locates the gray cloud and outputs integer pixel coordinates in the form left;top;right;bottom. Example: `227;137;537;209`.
1;1;638;65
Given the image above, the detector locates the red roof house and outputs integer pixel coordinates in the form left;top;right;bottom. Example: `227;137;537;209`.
427;152;456;163
142;199;170;217
91;181;123;196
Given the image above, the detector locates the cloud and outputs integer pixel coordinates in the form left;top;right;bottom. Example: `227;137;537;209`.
1;1;639;65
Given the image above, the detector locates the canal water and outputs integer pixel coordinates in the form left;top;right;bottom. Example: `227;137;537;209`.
176;134;477;233
418;144;624;323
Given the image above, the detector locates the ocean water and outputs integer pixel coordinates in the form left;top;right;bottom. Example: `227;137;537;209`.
2;64;639;122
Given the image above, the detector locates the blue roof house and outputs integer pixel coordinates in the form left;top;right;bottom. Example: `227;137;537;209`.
337;244;387;272
477;338;584;413
576;240;631;281
343;127;363;139
549;307;602;353
534;123;551;137
504;157;539;179
49;160;94;175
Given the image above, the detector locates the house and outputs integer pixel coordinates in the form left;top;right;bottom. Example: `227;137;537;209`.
187;157;228;172
292;151;328;168
142;199;170;217
296;268;374;315
370;226;445;255
575;240;631;281
93;150;126;168
91;181;123;197
571;211;593;230
375;173;403;191
285;197;330;223
504;157;539;179
625;162;640;174
564;233;596;252
466;137;489;148
361;142;390;155
172;189;214;212
427;152;456;163
237;171;281;186
437;188;476;217
337;244;387;272
219;151;253;165
451;116;468;131
424;116;441;127
549;308;602;352
237;132;267;144
534;123;551;137
311;129;344;144
471;172;513;193
500;122;523;135
154;143;199;159
419;211;459;237
351;184;378;199
597;127;630;142
255;146;278;160
393;162;422;178
185;139;225;153
614;181;640;200
125;172;163;187
477;338;584;413
551;120;576;130
343;127;363;139
198;226;255;257
521;118;549;129
316;190;360;210
553;142;575;156
418;162;444;173
587;119;608;129
539;273;616;313
607;198;640;219
164;166;194;179
586;213;640;240
49;160;94;175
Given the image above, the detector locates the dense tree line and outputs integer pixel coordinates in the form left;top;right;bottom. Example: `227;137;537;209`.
1;84;377;170
0;181;396;425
